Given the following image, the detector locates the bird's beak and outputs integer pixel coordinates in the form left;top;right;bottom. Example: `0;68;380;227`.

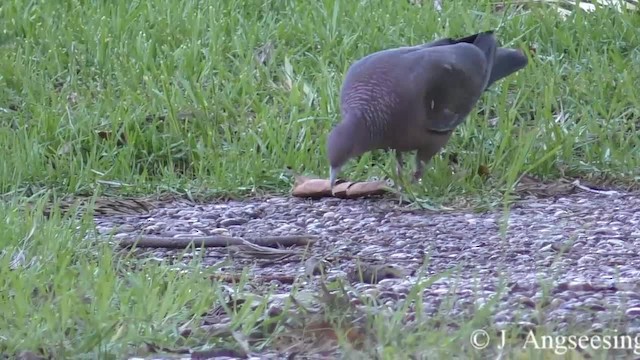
329;166;338;191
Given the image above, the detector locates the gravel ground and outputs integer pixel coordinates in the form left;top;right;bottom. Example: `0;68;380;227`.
94;190;640;358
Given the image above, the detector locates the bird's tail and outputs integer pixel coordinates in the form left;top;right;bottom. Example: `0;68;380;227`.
486;48;528;89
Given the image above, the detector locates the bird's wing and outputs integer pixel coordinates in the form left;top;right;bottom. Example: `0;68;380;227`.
406;43;492;132
418;32;527;90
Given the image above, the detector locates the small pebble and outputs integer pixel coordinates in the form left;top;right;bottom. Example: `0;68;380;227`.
219;218;248;227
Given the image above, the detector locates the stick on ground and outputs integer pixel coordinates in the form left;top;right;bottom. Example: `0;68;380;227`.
117;234;318;249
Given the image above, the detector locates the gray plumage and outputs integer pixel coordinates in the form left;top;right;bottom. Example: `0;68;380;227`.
327;31;528;188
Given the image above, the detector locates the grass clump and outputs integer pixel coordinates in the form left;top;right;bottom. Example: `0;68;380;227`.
0;202;216;357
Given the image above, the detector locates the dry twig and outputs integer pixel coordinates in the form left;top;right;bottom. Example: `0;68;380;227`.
117;234;318;249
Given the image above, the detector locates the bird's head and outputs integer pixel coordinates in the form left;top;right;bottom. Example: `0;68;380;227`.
327;115;365;189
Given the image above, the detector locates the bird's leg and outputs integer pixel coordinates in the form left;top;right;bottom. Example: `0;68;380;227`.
393;151;409;203
395;151;404;181
413;156;425;183
392;150;411;192
413;131;454;184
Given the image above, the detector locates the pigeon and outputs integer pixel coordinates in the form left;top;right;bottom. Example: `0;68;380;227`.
326;30;528;189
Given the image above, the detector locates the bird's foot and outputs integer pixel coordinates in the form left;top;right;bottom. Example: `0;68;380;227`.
412;170;424;184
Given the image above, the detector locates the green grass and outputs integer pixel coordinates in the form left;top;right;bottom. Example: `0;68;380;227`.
1;0;638;199
1;0;639;358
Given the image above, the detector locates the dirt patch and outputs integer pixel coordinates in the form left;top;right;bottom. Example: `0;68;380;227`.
93;190;640;358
